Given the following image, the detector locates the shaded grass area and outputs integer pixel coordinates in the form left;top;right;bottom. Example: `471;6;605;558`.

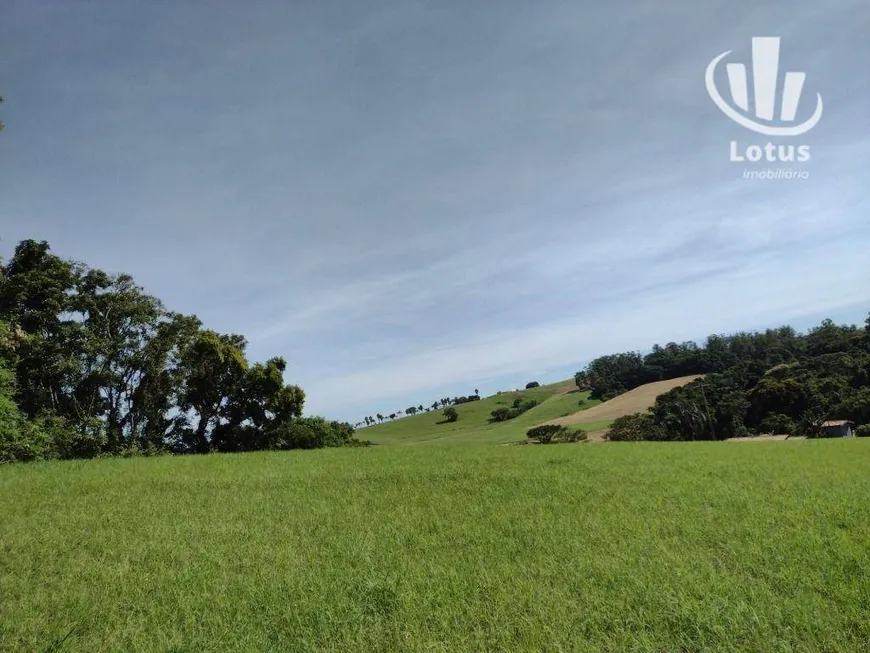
362;379;601;445
1;441;869;652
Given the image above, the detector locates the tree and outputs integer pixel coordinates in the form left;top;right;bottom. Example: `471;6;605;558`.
525;381;540;389
442;406;458;423
210;356;305;452
526;424;586;444
72;269;167;452
0;240;81;419
605;413;665;441
0;320;51;462
0;238;352;461
269;416;357;450
650;374;749;440
133;312;201;451
174;330;249;453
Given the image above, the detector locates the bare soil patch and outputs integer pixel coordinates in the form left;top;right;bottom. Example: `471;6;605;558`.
545;375;704;428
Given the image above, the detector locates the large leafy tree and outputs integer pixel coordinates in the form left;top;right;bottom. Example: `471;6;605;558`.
0;238;341;462
72;269;166;451
174;330;249;453
0;240;81;418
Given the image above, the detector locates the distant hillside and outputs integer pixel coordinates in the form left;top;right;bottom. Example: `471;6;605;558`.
361;379;601;445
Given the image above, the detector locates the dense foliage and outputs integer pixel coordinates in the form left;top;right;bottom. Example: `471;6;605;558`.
0;239;360;462
526;424;586;444
580;315;870;440
604;413;665;442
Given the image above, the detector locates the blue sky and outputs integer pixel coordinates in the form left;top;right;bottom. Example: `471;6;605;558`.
1;1;868;422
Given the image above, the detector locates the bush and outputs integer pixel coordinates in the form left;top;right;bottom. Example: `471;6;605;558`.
605;413;665;441
526;424;587;444
525;381;540;389
855;424;870;438
508;399;538;419
271;417;356;450
48;416;108;459
758;413;797;435
0;362;41;463
442;406;458;423
344;438;374;447
490;397;539;423
0;419;52;463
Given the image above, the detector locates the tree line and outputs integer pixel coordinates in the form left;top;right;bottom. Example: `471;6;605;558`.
574;316;870;441
0;239;365;463
356;392;481;427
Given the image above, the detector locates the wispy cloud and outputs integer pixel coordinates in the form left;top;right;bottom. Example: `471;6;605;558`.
1;0;867;421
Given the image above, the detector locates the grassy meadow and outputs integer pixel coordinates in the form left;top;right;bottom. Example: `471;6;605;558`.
2;440;869;652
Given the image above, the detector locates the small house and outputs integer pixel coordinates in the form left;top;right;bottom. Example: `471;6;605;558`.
820;420;855;438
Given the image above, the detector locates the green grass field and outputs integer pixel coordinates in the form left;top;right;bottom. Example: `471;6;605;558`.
361;379;603;445
2;440;869;652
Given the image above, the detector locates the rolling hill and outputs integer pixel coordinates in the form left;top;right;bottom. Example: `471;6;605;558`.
359;379;598;445
360;375;703;445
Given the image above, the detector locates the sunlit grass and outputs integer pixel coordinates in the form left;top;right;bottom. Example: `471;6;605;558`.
1;440;868;652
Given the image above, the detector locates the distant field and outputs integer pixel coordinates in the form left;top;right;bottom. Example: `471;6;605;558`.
1;441;868;652
360;378;599;445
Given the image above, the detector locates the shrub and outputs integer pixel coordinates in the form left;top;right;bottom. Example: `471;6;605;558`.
490;407;510;422
758;413;797;435
47;416;108;459
525;381;540;389
0;419;52;463
0;362;49;463
526;424;587;444
271;417;356;450
442;406;459;423
507;399;539;419
605;413;665;441
855;424;870;438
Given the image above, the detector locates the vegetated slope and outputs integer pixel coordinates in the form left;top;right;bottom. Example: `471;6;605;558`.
361;379;598;445
1;441;868;652
547;374;704;428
